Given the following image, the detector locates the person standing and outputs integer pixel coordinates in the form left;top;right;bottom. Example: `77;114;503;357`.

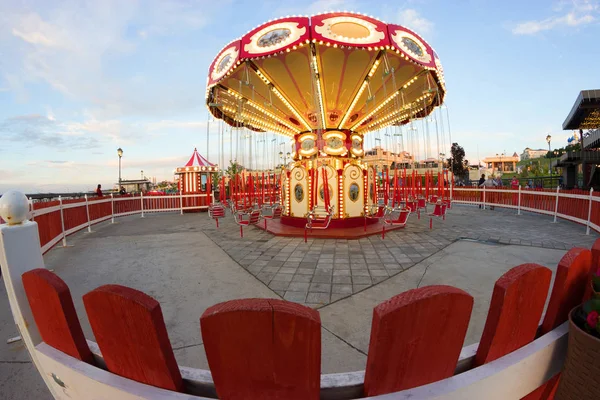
95;184;103;197
479;175;498;210
511;177;519;206
119;186;126;195
478;173;485;208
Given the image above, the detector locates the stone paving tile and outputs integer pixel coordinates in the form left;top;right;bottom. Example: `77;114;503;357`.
202;204;599;306
306;292;330;304
284;291;308;303
288;282;310;291
292;274;312;283
309;283;331;293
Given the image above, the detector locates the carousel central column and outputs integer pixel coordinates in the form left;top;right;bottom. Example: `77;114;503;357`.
281;129;368;227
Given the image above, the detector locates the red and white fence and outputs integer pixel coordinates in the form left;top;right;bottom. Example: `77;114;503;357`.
451;186;599;235
0;203;597;399
0;193;212;254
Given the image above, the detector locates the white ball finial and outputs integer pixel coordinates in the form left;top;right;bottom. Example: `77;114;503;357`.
0;190;30;225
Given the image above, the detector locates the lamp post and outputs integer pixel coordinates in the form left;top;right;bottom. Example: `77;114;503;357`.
546;134;552;185
117;148;123;190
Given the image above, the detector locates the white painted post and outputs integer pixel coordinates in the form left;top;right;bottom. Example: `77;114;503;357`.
553;186;559;223
59;195;68;247
110;193;115;224
85;194;92;233
0;191;60;398
140;192;145;218
517;185;522;215
180;190;184;215
482;186;486;210
587;188;594;235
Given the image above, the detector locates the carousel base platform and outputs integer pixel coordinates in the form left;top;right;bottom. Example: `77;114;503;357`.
256;217;406;239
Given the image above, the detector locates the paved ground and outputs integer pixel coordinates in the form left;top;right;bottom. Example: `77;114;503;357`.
0;205;597;399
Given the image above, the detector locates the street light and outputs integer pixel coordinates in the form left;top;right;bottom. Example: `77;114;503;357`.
117;148;123;189
546;135;552;183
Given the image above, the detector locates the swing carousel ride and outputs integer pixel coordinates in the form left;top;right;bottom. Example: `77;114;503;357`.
206;11;450;236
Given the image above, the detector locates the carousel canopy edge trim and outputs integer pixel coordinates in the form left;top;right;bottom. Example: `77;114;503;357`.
206;11;445;137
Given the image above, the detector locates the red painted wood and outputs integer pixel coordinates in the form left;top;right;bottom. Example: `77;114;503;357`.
21;269;93;364
83;285;183;392
474;264;552;366
523;248;592;400
541;247;592;333
363;285;473;396
200;298;321;400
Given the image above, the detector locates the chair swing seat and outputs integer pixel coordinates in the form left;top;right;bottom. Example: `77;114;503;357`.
208;203;226;227
305;205;335;230
383;208;411;227
428;201;448;229
262;205;282;228
234;209;261;237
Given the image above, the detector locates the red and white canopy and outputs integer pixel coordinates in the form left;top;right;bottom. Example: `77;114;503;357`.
177;148;218;173
186;148;215;167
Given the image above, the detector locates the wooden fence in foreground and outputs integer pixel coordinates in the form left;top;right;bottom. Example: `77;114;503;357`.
1;214;598;399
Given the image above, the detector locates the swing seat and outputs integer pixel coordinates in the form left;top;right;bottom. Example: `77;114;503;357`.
383;208;411;227
263;205;282;220
208;203;226;228
406;200;418;212
429;202;446;218
306;205;335;230
417;197;427;211
234;209;261;237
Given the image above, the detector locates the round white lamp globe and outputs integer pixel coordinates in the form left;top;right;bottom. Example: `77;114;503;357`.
0;190;30;225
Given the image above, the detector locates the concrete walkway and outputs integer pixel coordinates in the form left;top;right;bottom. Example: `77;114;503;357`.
0;205;596;399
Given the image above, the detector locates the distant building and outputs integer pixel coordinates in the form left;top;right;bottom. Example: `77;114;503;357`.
362;146;414;170
118;179;152;194
482;153;519;175
521;148;547;160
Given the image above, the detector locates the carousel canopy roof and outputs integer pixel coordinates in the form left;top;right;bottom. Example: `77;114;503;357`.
563;89;600;130
185;148;215;167
205;12;445;137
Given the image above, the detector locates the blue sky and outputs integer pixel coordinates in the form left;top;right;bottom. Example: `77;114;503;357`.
1;0;599;193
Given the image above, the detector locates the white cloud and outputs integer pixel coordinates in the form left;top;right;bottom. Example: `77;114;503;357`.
513;0;598;35
144;120;207;131
397;9;434;37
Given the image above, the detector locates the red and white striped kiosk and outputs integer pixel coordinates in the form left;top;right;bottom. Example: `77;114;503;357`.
176;148;218;212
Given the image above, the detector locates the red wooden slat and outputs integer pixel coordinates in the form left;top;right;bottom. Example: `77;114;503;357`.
523;247;592;400
363;285;474;396
541;247;591;333
83;285;183;392
21;269;93;363
474;264;552;366
201;298;321;400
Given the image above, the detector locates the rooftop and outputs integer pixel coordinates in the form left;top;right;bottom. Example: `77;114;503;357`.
562;89;600;130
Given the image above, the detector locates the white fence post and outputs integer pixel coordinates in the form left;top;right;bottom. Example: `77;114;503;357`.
482;186;486;210
587;188;594;235
111;194;115;224
85;194;92;233
180;190;184;215
553;186;559;223
0;195;61;398
140;192;145;218
59;195;67;247
517;185;522;215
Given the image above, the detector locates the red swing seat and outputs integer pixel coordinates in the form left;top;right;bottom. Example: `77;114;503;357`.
383;208;411;227
208;203;226;228
234;209;261;237
428;201;448;229
305;205;335;230
262;205;282;228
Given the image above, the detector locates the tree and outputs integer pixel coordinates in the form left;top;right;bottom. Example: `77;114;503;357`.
447;142;468;178
225;160;244;177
